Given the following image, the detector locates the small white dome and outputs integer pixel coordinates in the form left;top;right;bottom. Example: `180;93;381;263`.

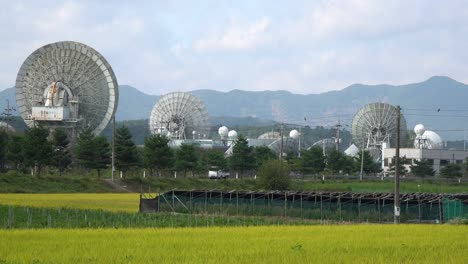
192;130;196;135
289;129;300;139
228;130;238;140
414;124;425;136
218;126;229;138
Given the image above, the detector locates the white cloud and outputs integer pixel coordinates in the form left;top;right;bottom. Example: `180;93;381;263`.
194;17;270;51
1;1;468;96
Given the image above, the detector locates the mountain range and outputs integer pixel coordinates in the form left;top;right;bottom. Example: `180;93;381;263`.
1;76;468;140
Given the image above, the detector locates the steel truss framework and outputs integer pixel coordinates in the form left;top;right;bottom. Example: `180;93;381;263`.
15;41;118;135
140;190;467;223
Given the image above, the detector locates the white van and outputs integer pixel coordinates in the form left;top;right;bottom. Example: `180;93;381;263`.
208;170;230;179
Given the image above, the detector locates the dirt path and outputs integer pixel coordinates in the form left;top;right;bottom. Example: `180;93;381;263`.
103;179;139;192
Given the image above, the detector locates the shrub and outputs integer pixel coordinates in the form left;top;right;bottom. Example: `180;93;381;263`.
258;160;291;191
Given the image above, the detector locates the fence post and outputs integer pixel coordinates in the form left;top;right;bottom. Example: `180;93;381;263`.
320;193;323;224
439;198;443;224
378;197;381;223
300;194;303;219
236;191;239;216
418;193;421;223
172;190;175;210
338;196;341;222
220;191;223;214
358;197;361;223
284;192;287;218
251;193;254;215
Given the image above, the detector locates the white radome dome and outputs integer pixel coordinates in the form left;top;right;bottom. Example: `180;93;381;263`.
289;129;300;139
414;124;425;136
218;126;229;138
228;130;238;140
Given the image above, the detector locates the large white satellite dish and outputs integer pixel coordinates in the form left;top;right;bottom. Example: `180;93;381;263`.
351;103;406;160
149;92;210;139
15;41;118;136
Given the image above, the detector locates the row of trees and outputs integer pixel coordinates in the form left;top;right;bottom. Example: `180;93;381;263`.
2;126;464;178
0;127;382;178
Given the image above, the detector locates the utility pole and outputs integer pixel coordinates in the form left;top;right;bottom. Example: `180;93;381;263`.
335;118;341;151
111;115;116;182
298;126;302;158
359;144;365;181
279;123;284;160
394;105;401;224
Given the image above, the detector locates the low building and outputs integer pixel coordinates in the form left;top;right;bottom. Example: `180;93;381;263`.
382;147;468;174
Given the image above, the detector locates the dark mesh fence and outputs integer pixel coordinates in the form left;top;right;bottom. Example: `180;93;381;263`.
141;190;467;223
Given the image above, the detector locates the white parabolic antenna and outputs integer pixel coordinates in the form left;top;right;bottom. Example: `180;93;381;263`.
352;103;407;148
15;41;118;135
149;92;210;139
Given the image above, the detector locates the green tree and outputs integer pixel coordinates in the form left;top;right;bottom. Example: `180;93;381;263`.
258;160;291;191
387;156;408;176
23;127;53;175
326;150;346;174
341;155;356;175
229;135;255;177
439;163;462;178
300;146;325;175
6;135;23;170
203;149;227;170
174;144;198;177
0;130;8;171
50;129;71;176
143;134;173;177
75;128;96;172
464;158;468;178
115;126;139;178
410;159;435;178
253;146;275;170
93;136;111;178
355;150;381;175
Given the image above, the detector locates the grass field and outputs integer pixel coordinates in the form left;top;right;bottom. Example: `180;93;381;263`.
0;193;140;212
2;172;467;194
0;225;466;263
0;173;116;193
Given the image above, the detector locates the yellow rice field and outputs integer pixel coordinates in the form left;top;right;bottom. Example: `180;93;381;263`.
0;225;466;263
0;193;140;212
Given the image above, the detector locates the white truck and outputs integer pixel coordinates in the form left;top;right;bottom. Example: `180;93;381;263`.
208;170;230;179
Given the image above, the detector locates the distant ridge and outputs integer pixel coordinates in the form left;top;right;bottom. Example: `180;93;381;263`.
1;76;468;139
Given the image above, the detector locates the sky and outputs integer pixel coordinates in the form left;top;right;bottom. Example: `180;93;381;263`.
1;0;468;95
